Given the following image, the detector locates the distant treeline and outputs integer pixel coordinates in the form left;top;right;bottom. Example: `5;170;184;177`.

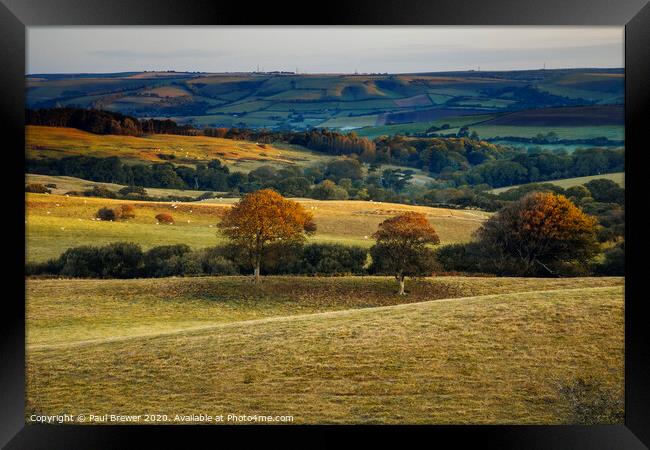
26;145;624;202
27;108;624;185
26;108;198;136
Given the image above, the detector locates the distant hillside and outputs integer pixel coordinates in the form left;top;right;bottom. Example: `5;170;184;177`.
26;69;623;132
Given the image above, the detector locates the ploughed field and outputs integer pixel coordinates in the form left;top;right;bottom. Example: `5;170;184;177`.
26;193;490;262
26;276;624;424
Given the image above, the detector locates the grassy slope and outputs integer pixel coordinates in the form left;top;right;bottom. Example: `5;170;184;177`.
26;173;217;198
26;276;624;424
490;172;625;194
26;193;490;261
26;125;330;173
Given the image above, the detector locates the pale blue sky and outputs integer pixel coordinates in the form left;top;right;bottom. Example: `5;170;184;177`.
27;26;624;74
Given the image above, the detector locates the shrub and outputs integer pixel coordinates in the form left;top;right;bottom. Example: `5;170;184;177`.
98;242;144;278
165;254;204;276
298;243;367;275
44;183;57;188
434;242;524;276
87;186;118;198
118;185;148;196
195;192;216;201
96;207;118;221
25;183;51;194
556;376;624;424
594;242;625;276
199;247;240;275
59;246;103;277
155;213;174;224
143;244;192;277
119;204;136;219
25;258;62;276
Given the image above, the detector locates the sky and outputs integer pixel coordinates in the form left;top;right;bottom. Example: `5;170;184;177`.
27;26;624;74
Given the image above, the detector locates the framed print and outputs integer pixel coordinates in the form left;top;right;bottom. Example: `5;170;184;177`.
1;0;649;447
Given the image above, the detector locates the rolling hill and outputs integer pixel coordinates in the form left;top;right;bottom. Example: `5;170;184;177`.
27;69;624;136
26;125;330;173
490;172;625;194
25;192;490;262
26;275;624;424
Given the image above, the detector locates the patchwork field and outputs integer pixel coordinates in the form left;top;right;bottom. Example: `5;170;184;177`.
26;276;624;424
26;193;490;262
27;68;623;132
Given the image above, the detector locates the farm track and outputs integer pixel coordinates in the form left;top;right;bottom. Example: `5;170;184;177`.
28;285;619;352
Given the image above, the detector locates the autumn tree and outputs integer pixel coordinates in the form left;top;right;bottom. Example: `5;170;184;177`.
476;192;599;276
218;189;315;283
370;212;440;295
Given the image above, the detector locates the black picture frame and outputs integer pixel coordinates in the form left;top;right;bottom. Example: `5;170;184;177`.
2;0;648;447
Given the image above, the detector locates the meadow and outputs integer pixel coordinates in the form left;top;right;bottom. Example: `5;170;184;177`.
26;193;490;262
26;276;624;424
490;172;625;194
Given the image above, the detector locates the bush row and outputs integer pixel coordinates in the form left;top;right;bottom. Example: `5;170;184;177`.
26;240;623;279
26;242;369;278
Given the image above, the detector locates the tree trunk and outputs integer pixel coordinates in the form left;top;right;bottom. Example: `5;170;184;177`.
253;262;261;284
397;276;406;296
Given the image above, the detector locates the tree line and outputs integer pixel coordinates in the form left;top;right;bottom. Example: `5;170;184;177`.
26;108;199;136
27;189;623;294
27;107;623;189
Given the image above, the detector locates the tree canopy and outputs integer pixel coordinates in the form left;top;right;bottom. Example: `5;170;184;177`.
370;212;440;295
217;189;315;282
476;192;599;276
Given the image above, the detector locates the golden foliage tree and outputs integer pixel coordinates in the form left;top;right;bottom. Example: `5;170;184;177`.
477;192;599;275
218;189;315;282
370;212;440;295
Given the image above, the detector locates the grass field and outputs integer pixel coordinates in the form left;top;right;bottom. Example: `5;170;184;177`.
26;173;218;198
490;172;625;194
26;193;490;262
26;126;330;172
26;276;624;424
449;124;624;141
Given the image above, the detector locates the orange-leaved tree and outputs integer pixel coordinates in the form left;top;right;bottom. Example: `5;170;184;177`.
476;192;599;276
218;189;316;282
370;212;440;295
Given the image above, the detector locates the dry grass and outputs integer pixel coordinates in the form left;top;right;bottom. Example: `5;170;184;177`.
491;172;625;194
26;275;623;347
26;193;490;261
26;125;329;172
26;174;216;198
26;277;624;424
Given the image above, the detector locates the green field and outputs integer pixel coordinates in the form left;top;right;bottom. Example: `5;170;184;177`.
355;113;498;138
26;193;490;262
449;125;624;141
27;69;623;132
490;172;625;194
26;276;624;424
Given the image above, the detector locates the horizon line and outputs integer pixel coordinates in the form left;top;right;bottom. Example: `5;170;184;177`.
26;66;625;77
